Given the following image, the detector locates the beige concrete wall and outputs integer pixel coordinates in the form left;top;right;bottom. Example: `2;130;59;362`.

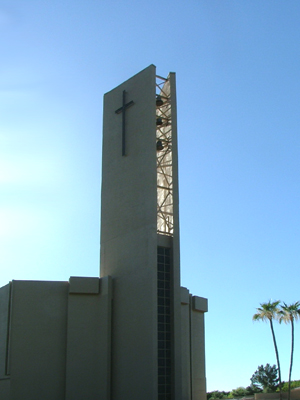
9;280;69;400
0;283;11;400
0;379;10;400
100;65;158;399
1;277;113;400
180;289;208;400
101;64;157;273
0;283;10;381
181;287;191;400
65;276;112;400
191;296;208;400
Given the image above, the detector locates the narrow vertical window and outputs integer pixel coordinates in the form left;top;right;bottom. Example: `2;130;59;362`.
157;246;172;400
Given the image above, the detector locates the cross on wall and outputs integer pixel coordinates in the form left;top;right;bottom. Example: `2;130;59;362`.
115;90;134;156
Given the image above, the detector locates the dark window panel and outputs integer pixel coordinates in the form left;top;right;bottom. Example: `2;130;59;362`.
158;358;165;367
158;306;165;314
157;263;165;271
158;384;166;394
158;272;165;280
164;281;170;290
158;349;165;358
157;248;165;255
164;248;171;256
158;255;165;263
158;376;166;385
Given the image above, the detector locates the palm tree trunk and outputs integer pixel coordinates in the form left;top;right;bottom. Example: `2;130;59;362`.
288;319;294;400
270;319;282;400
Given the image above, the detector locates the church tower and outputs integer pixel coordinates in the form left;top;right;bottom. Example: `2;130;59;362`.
100;65;181;400
100;65;207;400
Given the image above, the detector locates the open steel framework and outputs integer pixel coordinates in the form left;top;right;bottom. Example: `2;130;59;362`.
156;75;173;237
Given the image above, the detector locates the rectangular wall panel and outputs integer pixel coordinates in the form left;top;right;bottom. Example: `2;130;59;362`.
65;276;112;400
9;281;69;400
0;283;10;379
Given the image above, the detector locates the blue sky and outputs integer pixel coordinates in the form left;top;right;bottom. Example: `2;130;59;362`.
1;0;300;392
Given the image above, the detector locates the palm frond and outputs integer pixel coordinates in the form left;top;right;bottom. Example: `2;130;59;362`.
253;300;281;322
278;301;300;324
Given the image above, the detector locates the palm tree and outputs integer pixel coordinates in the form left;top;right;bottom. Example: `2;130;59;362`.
278;301;300;400
253;301;282;399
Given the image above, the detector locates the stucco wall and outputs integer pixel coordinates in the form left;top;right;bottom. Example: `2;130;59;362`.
0;277;112;400
181;287;208;400
9;280;69;400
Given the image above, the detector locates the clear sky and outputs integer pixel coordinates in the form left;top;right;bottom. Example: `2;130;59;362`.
1;0;300;393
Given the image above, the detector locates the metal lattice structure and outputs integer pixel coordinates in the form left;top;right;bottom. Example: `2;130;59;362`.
156;75;173;236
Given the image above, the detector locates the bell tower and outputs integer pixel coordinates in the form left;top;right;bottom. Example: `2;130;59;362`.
100;65;182;400
100;65;207;400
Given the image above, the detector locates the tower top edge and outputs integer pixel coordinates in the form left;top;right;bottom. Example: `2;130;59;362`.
104;64;157;97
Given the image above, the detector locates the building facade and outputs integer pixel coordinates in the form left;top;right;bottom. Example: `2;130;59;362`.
0;65;207;400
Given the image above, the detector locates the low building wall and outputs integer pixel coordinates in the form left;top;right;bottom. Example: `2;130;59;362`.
254;389;300;400
0;378;10;400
